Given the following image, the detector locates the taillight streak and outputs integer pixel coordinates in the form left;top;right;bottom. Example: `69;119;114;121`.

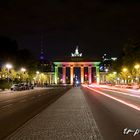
85;86;140;112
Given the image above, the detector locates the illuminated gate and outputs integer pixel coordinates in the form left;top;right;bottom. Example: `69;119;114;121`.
54;46;100;84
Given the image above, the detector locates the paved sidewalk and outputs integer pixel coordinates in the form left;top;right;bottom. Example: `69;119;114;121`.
5;87;102;140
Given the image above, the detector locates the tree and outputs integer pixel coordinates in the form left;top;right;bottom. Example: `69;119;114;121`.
38;73;47;86
122;39;140;68
9;69;17;82
0;36;18;63
0;67;8;80
17;71;29;83
106;72;117;84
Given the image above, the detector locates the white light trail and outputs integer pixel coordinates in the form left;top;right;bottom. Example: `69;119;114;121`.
85;86;140;112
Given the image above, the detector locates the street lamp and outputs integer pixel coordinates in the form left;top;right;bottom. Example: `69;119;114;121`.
105;68;108;72
113;71;117;75
21;68;26;72
122;68;127;72
134;64;140;69
36;71;40;74
5;63;12;82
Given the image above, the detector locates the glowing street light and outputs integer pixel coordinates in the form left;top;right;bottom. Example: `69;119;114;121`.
5;63;13;82
105;68;108;72
36;71;40;74
5;64;12;70
134;64;140;69
21;68;26;72
122;68;127;72
113;71;117;74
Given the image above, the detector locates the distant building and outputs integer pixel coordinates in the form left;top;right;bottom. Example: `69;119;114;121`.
37;48;55;85
99;54;117;83
99;53;117;72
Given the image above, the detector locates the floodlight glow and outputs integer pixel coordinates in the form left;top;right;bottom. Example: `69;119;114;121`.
21;68;26;72
113;72;117;74
76;81;79;84
122;68;127;72
5;64;12;69
134;64;140;69
117;77;120;80
105;68;108;72
36;71;40;74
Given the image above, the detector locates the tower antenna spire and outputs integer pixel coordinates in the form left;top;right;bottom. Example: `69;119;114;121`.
41;34;44;52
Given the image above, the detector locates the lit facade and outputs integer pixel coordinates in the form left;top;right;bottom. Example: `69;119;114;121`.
54;61;100;84
54;47;100;85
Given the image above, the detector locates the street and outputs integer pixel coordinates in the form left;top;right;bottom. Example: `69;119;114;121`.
82;85;140;140
0;87;70;140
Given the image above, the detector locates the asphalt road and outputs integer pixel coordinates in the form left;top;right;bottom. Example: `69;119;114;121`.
82;86;140;140
0;87;70;140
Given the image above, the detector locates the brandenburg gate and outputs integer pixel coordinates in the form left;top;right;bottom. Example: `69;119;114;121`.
54;47;100;85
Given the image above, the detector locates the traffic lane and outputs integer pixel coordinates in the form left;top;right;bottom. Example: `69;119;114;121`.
0;87;70;140
0;87;54;102
100;86;140;95
0;87;69;118
89;86;140;109
0;88;53;108
82;87;140;140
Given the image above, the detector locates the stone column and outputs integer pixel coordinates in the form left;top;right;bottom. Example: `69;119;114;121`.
62;66;66;84
54;66;58;84
96;66;100;84
81;66;84;84
70;66;74;85
88;66;92;84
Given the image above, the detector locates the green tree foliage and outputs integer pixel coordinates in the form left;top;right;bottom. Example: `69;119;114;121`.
122;39;140;68
9;69;17;82
0;67;8;79
106;73;117;83
0;67;17;82
112;39;140;72
38;73;47;85
17;71;29;82
119;71;131;80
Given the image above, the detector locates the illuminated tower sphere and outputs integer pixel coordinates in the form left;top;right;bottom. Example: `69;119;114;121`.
38;48;54;72
39;48;46;61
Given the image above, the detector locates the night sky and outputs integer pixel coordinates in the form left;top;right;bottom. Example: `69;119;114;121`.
0;0;140;60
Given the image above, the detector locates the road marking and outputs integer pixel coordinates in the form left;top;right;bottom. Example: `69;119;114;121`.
86;86;140;112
